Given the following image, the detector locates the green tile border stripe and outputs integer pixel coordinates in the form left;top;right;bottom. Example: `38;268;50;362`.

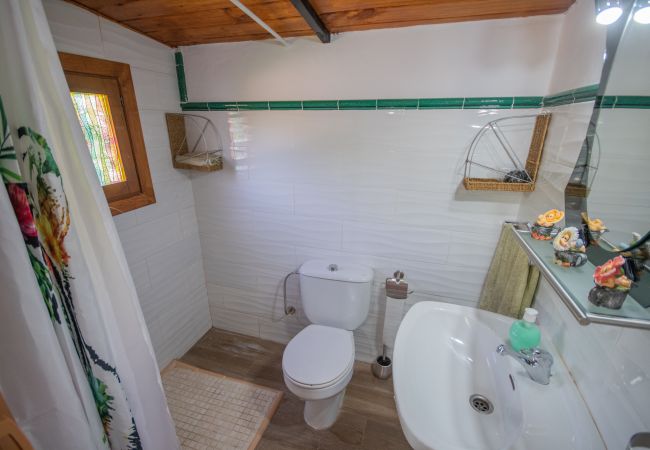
172;54;641;111
418;98;464;109
303;100;338;110
174;51;188;103
596;95;650;109
542;84;599;107
179;87;650;112
377;99;418;109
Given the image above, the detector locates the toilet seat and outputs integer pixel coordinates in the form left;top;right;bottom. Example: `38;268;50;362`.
282;324;355;389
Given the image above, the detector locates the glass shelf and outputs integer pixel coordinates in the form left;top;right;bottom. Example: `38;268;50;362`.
512;227;650;330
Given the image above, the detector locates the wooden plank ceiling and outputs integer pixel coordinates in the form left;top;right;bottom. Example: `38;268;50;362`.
65;0;575;47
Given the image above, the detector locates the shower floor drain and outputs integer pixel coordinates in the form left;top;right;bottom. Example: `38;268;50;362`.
469;394;494;414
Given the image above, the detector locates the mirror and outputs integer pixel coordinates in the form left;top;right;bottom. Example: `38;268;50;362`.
587;18;650;250
565;1;650;309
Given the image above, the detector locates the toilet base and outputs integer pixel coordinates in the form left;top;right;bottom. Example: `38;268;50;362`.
303;389;346;430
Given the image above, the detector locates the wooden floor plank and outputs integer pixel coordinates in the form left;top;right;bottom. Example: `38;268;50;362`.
180;327;411;449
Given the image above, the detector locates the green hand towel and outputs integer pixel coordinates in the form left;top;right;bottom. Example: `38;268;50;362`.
479;224;540;319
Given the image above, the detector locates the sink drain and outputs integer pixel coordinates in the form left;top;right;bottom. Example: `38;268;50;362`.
469;394;494;414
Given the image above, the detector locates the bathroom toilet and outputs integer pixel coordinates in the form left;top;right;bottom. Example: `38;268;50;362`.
282;260;373;430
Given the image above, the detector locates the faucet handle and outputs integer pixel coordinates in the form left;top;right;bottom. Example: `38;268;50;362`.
497;344;554;385
520;347;554;368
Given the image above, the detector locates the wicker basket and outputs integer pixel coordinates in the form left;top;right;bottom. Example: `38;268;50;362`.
463;113;551;191
165;113;223;172
463;177;536;192
565;182;589;198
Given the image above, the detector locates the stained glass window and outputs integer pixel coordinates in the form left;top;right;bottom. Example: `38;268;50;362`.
70;92;126;186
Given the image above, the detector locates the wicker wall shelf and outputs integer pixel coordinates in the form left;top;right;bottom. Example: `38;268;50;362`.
165;113;223;172
463;113;551;192
565;182;590;198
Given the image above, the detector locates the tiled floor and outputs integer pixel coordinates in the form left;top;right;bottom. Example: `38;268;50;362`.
180;328;412;450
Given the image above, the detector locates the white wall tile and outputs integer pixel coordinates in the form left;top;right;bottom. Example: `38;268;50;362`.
111;208;139;230
44;0;210;368
42;0;104;57
588;109;650;235
128;260;151;298
119;213;183;264
535;280;650;449
606;21;650;95
146;235;202;286
448;230;500;269
210;307;260;337
183;15;561;100
99;19;175;75
183;13;568;369
354;313;383;363
342;221;450;264
130;68;179;111
517;101;595;221
259;315;308;344
547;0;605;94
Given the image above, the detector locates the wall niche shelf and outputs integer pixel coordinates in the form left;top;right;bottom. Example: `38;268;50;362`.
463;113;551;192
511;224;650;330
165;113;223;172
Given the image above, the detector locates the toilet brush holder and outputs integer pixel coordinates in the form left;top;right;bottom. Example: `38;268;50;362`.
371;354;392;380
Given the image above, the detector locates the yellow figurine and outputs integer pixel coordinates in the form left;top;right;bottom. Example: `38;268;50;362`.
531;209;564;240
581;212;607;233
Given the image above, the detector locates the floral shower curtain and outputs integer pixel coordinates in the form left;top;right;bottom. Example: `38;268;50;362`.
0;0;178;448
1;101;140;448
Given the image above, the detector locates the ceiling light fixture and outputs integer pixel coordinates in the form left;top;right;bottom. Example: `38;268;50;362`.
634;0;650;23
595;0;623;24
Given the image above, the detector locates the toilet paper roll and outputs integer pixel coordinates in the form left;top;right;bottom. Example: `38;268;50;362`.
382;295;404;349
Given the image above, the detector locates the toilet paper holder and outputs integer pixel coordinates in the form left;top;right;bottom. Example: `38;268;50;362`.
386;270;413;299
372;271;413;380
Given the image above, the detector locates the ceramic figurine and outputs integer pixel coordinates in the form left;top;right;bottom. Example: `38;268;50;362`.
619;232;650;282
580;212;607;245
531;209;564;240
586;217;607;233
588;256;632;309
553;227;587;267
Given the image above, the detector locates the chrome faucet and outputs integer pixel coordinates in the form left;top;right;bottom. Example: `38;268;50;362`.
496;344;554;385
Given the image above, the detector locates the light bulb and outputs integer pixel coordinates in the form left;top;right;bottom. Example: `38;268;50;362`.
596;5;623;24
634;3;650;23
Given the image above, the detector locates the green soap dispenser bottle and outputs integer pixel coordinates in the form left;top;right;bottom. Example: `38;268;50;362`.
509;308;541;351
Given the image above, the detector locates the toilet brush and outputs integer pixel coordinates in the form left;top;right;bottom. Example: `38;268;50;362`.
371;344;392;380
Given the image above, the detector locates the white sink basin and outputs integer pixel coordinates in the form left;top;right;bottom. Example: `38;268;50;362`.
393;301;605;450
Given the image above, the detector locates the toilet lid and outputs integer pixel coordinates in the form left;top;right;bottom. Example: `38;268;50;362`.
282;325;355;387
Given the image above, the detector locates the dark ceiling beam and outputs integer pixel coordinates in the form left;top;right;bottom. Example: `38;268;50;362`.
289;0;330;43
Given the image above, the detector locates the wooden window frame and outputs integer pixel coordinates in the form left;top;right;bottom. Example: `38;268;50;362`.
59;52;155;215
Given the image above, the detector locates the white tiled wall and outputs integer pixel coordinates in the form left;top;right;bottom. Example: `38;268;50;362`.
182;15;567;361
588;109;650;236
195;109;537;361
43;0;211;368
545;0;604;95
518;0;605;221
517;100;596;221
605;18;650;96
535;279;650;449
182;14;562;100
517;2;650;448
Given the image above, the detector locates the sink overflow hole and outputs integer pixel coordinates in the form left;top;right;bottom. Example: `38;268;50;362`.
469;394;494;415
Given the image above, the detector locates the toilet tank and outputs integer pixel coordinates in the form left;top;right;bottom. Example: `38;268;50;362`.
298;260;373;330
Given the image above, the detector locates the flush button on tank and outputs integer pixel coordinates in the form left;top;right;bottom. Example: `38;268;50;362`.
328;264;338;272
